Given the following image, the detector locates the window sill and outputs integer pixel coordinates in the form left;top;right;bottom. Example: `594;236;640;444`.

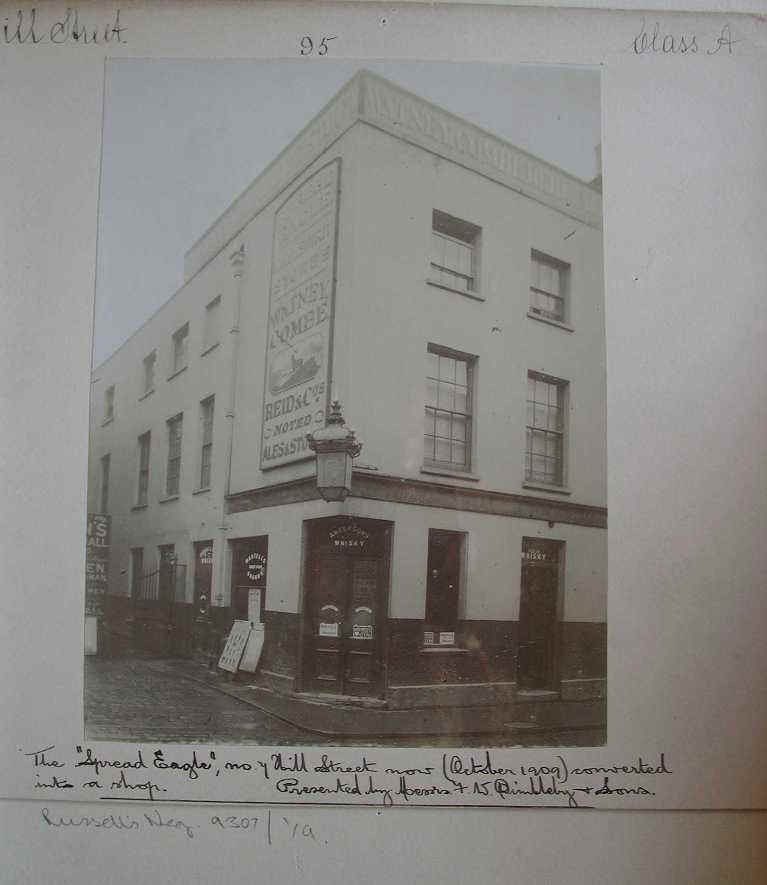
421;465;481;482
420;646;470;654
192;486;211;495
138;388;155;402
101;417;114;427
522;481;572;496
131;504;148;512
426;280;485;302
167;365;188;382
201;341;220;358
527;310;574;332
159;494;180;504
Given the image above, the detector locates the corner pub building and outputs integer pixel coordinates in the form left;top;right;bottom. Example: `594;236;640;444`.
88;71;607;738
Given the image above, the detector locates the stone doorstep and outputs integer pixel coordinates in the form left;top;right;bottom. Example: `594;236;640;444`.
147;660;605;738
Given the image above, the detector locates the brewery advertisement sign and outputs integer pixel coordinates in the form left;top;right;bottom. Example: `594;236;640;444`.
260;159;340;469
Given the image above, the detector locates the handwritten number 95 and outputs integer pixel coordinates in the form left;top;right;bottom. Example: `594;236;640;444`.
300;35;336;56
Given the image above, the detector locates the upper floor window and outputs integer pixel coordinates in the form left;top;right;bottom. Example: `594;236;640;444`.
100;453;110;514
202;296;222;353
137;431;151;506
424;345;474;473
530;250;570;324
199;396;215;490
525;372;568;487
142;351;156;396
171;323;189;375
165;413;183;498
103;385;115;423
429;210;480;295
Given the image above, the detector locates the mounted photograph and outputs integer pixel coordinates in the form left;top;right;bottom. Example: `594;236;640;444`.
85;59;606;747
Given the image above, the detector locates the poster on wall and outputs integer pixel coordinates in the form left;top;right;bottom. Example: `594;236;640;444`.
84;513;111;617
260;159;340;469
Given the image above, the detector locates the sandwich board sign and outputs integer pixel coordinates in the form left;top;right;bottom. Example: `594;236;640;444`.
217;620;252;673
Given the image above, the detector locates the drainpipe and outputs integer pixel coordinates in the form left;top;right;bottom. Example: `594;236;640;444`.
215;243;245;621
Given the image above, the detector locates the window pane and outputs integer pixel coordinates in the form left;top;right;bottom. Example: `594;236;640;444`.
425;378;438;408
437;381;454;410
435;411;451;440
452;441;466;467
452;415;467;442
435;438;451;462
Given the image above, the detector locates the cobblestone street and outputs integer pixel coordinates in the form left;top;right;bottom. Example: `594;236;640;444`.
84;657;604;748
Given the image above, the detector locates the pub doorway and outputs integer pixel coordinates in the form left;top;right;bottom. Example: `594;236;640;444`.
230;537;268;622
300;516;392;699
517;537;564;691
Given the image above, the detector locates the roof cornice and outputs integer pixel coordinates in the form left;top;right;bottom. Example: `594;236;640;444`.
184;70;601;281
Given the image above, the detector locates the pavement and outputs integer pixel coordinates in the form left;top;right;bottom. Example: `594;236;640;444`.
84;656;605;748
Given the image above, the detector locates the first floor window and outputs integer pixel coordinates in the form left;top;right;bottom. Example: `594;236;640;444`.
100;453;110;514
424;529;465;643
166;413;183;497
137;431;151;506
199;396;214;489
424;345;475;472
526;372;568;486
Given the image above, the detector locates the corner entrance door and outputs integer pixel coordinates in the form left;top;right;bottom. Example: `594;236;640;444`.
518;538;563;690
301;517;391;698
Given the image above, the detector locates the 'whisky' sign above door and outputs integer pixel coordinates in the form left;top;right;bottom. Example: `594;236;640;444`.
260;159;341;469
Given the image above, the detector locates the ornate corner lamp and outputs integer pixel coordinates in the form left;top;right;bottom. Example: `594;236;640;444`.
306;401;362;502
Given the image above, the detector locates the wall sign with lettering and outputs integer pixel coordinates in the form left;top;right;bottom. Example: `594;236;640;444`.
260;159;341;468
218;620;252;673
328;523;370;551
245;551;267;583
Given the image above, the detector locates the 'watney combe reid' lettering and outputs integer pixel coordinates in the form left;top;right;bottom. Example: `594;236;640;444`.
269;299;329;350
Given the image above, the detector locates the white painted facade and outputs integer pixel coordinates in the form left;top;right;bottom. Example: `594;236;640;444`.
88;71;606;713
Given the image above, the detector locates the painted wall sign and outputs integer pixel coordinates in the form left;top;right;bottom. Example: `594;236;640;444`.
218;620;252;673
260;159;340;468
439;631;456;646
318;622;339;638
423;631;434;646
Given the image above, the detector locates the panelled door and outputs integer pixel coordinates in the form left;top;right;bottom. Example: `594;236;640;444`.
301;517;391;698
518;538;563;690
